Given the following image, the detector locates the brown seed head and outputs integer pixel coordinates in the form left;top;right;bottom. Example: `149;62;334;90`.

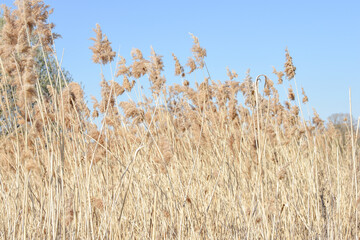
284;48;296;80
89;23;116;65
172;53;184;76
301;87;308;103
186;57;196;74
272;67;284;84
288;86;295;101
189;33;207;68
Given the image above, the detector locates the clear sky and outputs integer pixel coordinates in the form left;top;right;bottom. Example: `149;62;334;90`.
2;0;360;121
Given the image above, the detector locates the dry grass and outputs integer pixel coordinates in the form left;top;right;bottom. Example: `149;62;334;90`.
0;1;359;239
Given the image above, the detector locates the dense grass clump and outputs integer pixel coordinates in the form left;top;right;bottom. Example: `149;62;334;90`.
0;1;359;239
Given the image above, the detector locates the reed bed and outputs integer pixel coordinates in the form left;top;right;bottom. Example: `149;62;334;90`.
0;1;359;239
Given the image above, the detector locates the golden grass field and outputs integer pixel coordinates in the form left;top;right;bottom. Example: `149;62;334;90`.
0;1;359;239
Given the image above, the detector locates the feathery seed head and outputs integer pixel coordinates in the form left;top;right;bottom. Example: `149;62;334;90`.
284;48;296;80
89;23;116;65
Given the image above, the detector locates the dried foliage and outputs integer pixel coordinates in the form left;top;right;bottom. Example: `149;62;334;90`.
0;1;359;239
89;23;116;65
284;47;296;80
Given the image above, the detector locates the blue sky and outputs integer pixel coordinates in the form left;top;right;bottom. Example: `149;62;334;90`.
2;0;360;121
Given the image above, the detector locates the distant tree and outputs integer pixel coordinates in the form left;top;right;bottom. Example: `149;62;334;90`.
0;16;4;29
0;15;72;96
328;113;357;137
328;113;355;126
34;47;73;96
0;8;72;134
